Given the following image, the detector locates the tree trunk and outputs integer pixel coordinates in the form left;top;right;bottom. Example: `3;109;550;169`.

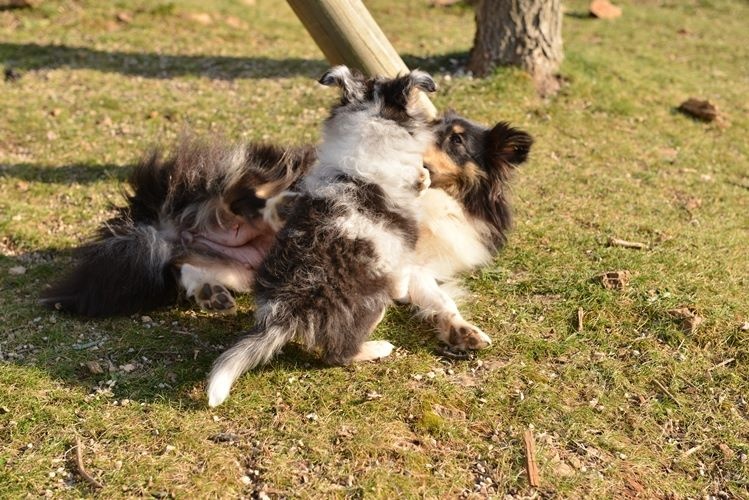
468;0;563;96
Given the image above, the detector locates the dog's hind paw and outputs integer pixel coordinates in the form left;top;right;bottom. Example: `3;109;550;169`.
439;316;491;350
352;340;395;362
194;283;237;314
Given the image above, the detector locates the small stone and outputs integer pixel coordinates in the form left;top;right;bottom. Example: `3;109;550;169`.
305;413;318;421
9;266;27;275
164;445;176;453
240;475;252;485
140;315;152;323
740;322;749;331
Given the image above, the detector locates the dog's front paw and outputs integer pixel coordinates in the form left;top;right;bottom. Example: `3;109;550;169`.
194;283;237;314
415;166;431;194
438;316;491;350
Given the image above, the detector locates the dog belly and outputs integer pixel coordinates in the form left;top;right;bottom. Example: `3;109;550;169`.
188;218;276;269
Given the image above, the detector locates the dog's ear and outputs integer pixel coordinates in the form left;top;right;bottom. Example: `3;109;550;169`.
486;122;533;167
381;70;437;110
318;65;365;102
407;69;437;94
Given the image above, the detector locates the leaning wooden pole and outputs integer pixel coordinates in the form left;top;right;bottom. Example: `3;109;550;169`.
286;0;438;118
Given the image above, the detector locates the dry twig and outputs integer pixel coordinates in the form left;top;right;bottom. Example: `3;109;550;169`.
653;379;681;407
577;307;584;332
74;435;103;489
523;429;540;487
608;237;648;250
708;358;735;371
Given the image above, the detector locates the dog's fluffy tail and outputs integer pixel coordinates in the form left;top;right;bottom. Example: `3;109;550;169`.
39;221;178;316
40;149;180;316
207;324;292;407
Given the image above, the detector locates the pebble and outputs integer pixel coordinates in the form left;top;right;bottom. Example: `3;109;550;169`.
9;266;27;275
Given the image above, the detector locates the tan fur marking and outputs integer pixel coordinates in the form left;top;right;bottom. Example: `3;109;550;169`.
423;145;461;195
452;124;465;134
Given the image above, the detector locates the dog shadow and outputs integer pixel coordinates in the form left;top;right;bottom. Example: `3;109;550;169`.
2;248;450;411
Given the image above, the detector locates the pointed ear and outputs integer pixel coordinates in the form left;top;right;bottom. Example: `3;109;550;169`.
407;69;437;93
318;65;365;101
486;122;533;167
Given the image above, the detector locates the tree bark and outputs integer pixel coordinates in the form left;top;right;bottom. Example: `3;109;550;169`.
468;0;563;96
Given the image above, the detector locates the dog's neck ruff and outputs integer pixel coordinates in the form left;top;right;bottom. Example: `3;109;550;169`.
303;110;433;201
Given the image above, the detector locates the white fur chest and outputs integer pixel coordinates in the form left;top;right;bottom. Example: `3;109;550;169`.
414;189;492;279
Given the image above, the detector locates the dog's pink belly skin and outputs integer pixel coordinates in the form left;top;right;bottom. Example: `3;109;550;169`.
190;219;276;269
198;219;270;247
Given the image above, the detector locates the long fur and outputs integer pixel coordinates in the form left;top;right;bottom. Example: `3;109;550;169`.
40;138;314;316
206;67;436;406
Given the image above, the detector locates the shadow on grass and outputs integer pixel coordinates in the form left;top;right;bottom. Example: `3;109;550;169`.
0;42;329;80
1;162;132;184
1;42;469;80
3;253;446;410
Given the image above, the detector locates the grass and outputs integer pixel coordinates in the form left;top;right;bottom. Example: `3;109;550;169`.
1;0;748;497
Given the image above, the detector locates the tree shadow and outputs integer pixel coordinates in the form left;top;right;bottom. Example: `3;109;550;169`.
1;162;132;185
0;42;328;80
1;42;470;80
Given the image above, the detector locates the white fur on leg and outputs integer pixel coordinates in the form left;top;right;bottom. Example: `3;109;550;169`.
352;340;394;362
407;267;492;349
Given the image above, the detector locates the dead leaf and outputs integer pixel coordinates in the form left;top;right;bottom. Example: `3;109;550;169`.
668;307;703;334
550;454;575;477
718;443;735;459
15;181;29;192
597;270;631;289
678;98;719;122
590;0;622;19
85;361;104;375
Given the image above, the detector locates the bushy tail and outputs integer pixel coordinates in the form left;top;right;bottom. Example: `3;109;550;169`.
207;324;293;407
39;222;178;316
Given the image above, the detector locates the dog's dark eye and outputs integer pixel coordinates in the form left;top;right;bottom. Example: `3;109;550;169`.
449;133;463;145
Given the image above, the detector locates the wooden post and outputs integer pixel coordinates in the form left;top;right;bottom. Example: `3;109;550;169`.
286;0;437;118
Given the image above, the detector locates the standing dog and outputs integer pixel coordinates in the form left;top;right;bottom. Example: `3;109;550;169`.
207;67;436;406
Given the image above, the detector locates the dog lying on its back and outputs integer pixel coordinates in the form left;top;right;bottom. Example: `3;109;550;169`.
206;67;436;406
